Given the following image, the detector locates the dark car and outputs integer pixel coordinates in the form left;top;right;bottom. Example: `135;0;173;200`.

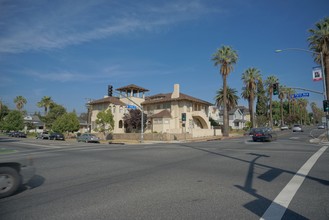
252;127;277;142
49;132;65;140
77;133;100;143
0;156;35;198
13;132;27;138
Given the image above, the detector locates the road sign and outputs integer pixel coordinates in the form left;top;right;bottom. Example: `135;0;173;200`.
291;93;310;98
127;105;137;109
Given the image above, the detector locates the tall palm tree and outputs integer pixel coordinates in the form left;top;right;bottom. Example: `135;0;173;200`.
14;96;27;112
308;17;329;98
212;45;238;136
215;87;239;123
265;75;278;128
278;85;286;126
37;96;54;115
297;99;308;124
285;87;295;117
241;67;261;128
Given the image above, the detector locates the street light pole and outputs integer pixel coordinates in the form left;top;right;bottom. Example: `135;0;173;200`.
276;48;329;140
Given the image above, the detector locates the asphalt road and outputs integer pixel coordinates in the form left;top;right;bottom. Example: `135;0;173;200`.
0;128;328;220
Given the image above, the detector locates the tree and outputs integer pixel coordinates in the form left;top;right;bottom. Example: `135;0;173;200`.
308;17;329;98
255;78;268;127
241;67;261;128
278;84;286;126
285;87;295;117
14;96;27;112
95;109;115;138
212;45;238;136
311;102;325;124
41;103;67;130
0;110;24;131
0;102;9;122
37;96;54;115
52;112;80;134
215;86;239;123
265;75;278;128
123;109;147;133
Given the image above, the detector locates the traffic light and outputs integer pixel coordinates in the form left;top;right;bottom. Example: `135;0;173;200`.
323;100;329;112
108;85;113;96
273;83;279;95
182;113;186;121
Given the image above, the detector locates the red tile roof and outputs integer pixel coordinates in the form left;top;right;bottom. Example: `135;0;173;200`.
142;93;212;106
89;96;126;106
149;110;172;118
116;84;149;92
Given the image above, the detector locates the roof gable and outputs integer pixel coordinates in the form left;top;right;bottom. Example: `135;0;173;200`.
90;96;126;106
142;92;212;106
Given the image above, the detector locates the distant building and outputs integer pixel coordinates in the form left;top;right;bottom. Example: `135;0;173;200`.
216;106;250;129
88;84;221;138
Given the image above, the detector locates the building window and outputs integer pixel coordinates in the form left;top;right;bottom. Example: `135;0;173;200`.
119;106;123;113
119;120;123;128
163;102;171;109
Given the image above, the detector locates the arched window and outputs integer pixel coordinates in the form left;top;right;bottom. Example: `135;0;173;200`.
119;120;123;128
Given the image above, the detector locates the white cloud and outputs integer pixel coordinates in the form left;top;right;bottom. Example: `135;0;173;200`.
0;0;220;54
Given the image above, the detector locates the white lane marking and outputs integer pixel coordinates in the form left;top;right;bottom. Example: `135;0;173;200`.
19;142;62;148
260;146;328;220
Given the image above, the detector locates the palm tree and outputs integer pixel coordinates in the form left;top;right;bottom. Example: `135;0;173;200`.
241;67;261;128
278;85;286;126
215;87;239;123
212;45;238;136
37;96;54;115
14;96;27;112
265;75;278;128
308;17;329;98
285;87;295;117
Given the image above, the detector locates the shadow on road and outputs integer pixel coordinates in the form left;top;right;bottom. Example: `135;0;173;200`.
178;143;328;218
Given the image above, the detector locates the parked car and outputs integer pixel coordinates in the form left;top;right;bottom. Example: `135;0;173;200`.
49;132;65;141
318;124;325;129
0;156;35;198
77;133;100;143
13;132;27;138
292;124;303;132
36;131;49;139
252;127;277;142
280;125;289;130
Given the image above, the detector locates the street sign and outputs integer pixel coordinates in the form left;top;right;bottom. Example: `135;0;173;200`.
127;105;137;109
291;93;310;98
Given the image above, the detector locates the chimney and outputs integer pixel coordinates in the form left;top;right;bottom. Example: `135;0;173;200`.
171;84;180;99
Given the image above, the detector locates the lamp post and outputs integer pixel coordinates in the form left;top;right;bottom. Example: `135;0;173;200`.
276;48;328;140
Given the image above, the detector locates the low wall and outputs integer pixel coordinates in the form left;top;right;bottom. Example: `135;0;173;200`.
191;129;222;138
112;129;221;141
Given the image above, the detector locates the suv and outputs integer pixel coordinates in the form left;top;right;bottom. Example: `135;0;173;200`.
36;131;49;139
0;155;35;198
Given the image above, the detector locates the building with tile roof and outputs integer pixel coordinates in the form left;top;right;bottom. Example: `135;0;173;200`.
88;84;221;139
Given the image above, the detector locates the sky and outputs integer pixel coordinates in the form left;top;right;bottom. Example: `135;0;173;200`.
1;0;328;115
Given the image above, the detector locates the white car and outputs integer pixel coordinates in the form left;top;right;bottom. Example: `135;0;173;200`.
318;124;325;129
280;125;289;130
292;124;303;132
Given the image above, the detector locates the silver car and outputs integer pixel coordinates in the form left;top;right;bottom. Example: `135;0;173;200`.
292;124;303;132
77;133;100;143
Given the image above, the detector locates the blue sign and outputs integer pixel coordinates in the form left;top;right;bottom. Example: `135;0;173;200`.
127;105;137;109
291;93;310;98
